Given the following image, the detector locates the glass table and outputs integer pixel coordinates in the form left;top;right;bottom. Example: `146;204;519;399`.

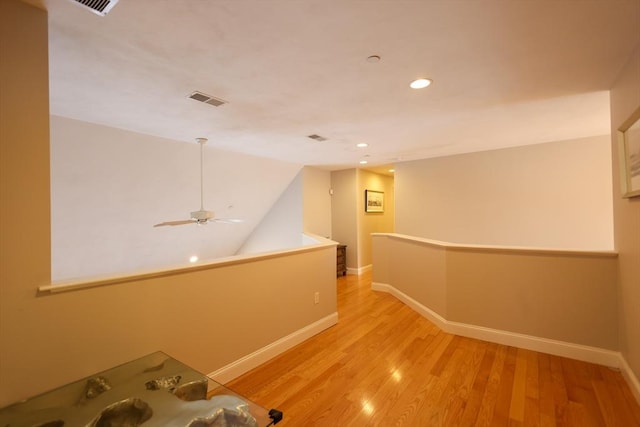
0;351;282;426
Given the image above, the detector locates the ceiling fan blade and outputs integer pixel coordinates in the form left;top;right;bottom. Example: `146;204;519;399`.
211;218;244;224
153;219;196;227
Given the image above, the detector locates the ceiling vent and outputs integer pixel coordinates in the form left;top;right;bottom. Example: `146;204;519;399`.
307;134;327;142
188;91;227;107
70;0;119;16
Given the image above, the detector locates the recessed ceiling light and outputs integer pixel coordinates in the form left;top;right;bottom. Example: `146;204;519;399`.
410;78;432;89
360;160;368;165
356;143;368;148
189;255;198;263
389;169;395;173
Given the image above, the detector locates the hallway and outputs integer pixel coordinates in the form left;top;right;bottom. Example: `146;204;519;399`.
227;273;640;426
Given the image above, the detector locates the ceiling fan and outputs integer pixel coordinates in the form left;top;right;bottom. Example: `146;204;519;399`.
153;138;243;227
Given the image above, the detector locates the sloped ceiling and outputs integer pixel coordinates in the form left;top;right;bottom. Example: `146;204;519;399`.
26;0;640;169
50;116;303;280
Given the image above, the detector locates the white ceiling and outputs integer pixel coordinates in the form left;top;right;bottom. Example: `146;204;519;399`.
29;0;640;170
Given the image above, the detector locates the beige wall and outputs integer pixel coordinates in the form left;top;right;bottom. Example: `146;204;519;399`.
395;136;614;250
331;169;358;269
302;166;332;238
610;44;640;384
2;247;337;407
377;237;447;316
372;234;618;350
0;1;337;407
0;0;52;403
357;170;395;268
331;169;395;271
446;248;617;348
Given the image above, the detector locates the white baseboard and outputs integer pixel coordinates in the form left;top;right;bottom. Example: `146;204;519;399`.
447;321;621;368
372;282;448;330
347;264;372;276
208;312;338;384
619;353;640;405
372;282;621;369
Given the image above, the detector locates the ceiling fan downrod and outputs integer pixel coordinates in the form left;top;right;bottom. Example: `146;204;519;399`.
196;137;207;212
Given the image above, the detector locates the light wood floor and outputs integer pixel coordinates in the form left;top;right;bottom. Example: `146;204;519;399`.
227;273;640;426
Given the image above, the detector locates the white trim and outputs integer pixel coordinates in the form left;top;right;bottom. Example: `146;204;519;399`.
372;282;447;330
371;233;617;258
207;312;338;384
372;282;621;368
347;264;372;276
618;354;640;405
446;321;620;368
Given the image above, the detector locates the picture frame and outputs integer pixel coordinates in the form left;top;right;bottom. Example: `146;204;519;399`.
618;106;640;198
365;190;384;213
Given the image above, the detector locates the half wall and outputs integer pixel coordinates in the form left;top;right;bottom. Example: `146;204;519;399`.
372;233;618;362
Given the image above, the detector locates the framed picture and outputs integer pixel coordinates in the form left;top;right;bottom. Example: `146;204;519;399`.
365;190;384;213
619;106;640;198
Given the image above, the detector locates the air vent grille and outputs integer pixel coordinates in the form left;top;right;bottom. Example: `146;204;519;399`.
307;134;327;142
188;91;227;107
71;0;119;16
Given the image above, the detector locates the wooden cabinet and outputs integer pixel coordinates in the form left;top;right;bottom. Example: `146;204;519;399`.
337;244;347;277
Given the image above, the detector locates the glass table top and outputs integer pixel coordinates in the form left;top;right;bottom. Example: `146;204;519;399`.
0;351;280;427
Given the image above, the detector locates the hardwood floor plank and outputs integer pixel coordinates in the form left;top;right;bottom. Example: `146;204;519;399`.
459;341;496;426
561;358;607;426
599;366;640;426
538;353;557;427
475;344;509;426
225;273;640;426
510;348;528;422
592;366;640;427
411;338;466;424
494;346;518;426
609;367;640;424
549;354;571;426
381;337;440;424
523;349;540;427
441;339;487;425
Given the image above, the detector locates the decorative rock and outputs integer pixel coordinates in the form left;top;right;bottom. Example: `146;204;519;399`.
144;375;181;391
186;395;258;427
173;379;208;402
79;376;112;404
88;397;152;427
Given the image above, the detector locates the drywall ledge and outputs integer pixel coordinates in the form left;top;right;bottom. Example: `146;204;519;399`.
39;237;337;294
373;233;618;258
